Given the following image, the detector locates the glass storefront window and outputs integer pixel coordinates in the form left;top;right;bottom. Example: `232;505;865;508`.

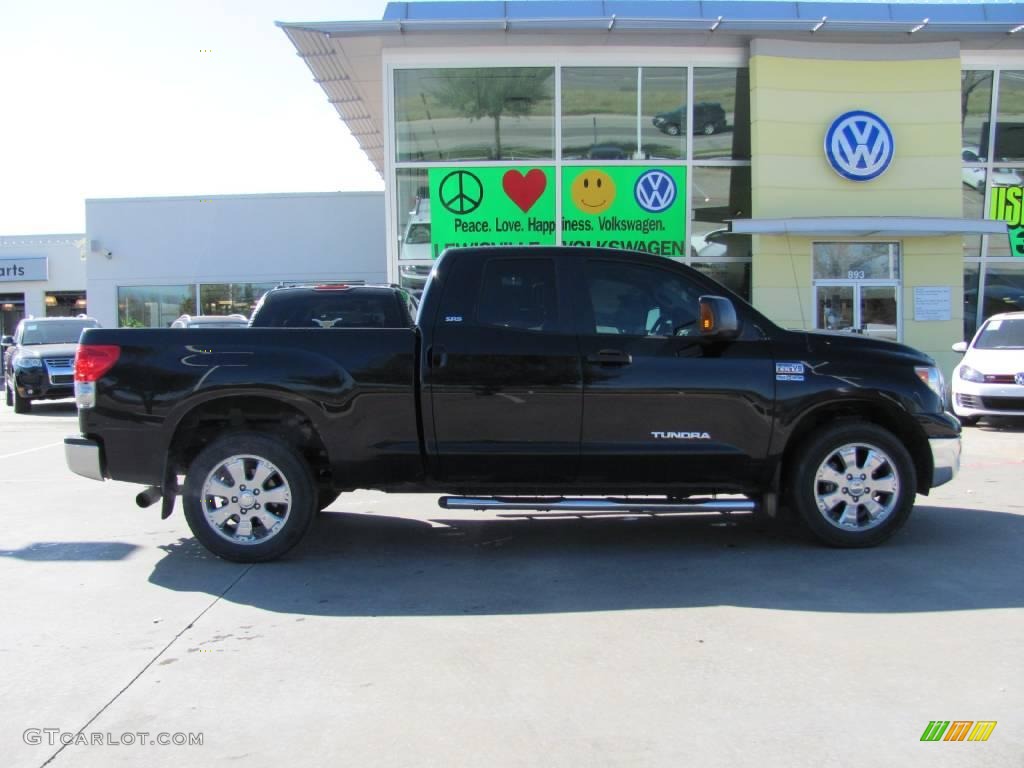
691;166;751;259
961;71;993;152
692;260;751;301
963;262;980;340
987;177;1024;257
692;68;750;160
562;67;687;160
396;168;432;260
961;169;986;220
44;291;87;318
199;283;276;317
395;68;554;163
118;285;195;328
812;243;901;280
981;261;1024;320
995;70;1024;161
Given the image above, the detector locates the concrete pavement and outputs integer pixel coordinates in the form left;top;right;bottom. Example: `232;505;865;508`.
1;400;1021;767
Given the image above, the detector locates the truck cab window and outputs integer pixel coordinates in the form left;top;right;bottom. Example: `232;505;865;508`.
477;259;558;332
585;260;700;336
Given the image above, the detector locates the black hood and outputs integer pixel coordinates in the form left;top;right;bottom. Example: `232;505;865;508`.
797;329;935;367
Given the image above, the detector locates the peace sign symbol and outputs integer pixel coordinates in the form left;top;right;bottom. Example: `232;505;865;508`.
439;170;484;215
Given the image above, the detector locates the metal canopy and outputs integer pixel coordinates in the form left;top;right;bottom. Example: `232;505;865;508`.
729;217;1010;238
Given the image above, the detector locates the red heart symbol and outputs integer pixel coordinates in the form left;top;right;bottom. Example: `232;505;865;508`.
502;169;546;213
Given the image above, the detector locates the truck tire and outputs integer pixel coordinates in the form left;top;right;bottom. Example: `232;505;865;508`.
5;380;12;407
182;432;316;563
787;422;916;548
13;385;30;414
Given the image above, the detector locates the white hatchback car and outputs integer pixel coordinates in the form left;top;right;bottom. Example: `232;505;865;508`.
951;311;1024;426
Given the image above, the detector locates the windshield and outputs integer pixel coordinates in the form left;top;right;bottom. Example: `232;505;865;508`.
20;320;98;345
974;317;1024;349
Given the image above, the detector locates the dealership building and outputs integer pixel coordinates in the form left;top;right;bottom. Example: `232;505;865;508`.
277;0;1023;374
3;1;1023;379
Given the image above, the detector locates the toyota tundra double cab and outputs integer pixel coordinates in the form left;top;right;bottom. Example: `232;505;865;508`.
64;247;960;562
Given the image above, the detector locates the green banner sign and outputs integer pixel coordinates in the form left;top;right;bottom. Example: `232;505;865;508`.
988;186;1024;257
561;166;687;257
428;166;556;256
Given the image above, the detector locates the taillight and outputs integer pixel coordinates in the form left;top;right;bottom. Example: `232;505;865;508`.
75;345;120;383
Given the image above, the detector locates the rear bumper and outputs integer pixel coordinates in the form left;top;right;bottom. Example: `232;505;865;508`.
929;436;961;489
65;437;105;482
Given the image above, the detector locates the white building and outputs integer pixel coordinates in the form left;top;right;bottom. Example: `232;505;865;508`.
0;234;88;337
84;191;386;328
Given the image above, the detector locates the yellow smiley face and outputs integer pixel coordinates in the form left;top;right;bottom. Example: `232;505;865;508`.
571;170;616;215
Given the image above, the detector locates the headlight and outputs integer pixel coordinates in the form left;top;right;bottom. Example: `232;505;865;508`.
915;366;945;400
14;357;42;369
958;365;985;383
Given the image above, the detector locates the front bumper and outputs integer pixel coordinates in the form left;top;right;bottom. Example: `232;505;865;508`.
952;380;1024;418
13;369;74;401
929;436;961;488
65;437;105;482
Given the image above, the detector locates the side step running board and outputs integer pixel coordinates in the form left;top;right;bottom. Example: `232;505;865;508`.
438;496;756;517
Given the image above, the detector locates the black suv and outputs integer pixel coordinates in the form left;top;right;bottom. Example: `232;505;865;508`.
249;284;418;328
652;102;727;136
3;317;100;413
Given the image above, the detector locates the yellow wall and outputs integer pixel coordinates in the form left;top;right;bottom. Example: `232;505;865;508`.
749;42;963;375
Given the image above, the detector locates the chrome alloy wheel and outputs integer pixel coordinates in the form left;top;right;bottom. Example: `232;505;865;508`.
812;442;900;531
201;454;292;545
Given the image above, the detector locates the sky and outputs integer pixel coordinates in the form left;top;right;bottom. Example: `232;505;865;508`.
0;0;389;235
1;0;1010;235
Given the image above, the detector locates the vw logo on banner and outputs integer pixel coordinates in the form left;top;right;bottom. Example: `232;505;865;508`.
825;110;895;182
634;169;677;212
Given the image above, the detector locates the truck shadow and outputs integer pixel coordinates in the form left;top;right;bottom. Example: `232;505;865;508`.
148;505;1024;617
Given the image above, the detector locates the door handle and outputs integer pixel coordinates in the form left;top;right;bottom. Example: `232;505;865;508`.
586;349;632;366
429;345;448;369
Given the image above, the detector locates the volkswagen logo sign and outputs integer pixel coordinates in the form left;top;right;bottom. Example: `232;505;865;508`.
634;169;677;213
825;110;895;182
1016;372;1024;386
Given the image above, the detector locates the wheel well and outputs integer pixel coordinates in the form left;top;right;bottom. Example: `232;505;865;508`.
780;402;932;498
168;396;331;489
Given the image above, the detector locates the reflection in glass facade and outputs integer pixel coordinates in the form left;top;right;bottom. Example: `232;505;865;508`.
963;262;980;339
395;68;555;162
118;285;195;328
960;67;1024;339
561;67;686;160
961;71;993;151
692;67;750;160
813;243;901;281
982;261;1024;317
995;70;1024;160
394;65;752;294
199;283;276;316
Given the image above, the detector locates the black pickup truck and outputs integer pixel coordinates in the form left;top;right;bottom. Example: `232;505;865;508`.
65;247;960;562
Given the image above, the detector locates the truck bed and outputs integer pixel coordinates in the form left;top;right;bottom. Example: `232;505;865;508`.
77;327;422;487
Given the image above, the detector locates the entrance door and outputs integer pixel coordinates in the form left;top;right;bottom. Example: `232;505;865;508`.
813;243;901;342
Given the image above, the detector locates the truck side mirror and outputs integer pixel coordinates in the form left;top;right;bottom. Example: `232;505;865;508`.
698;296;740;340
0;335;13;346
951;341;968;353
